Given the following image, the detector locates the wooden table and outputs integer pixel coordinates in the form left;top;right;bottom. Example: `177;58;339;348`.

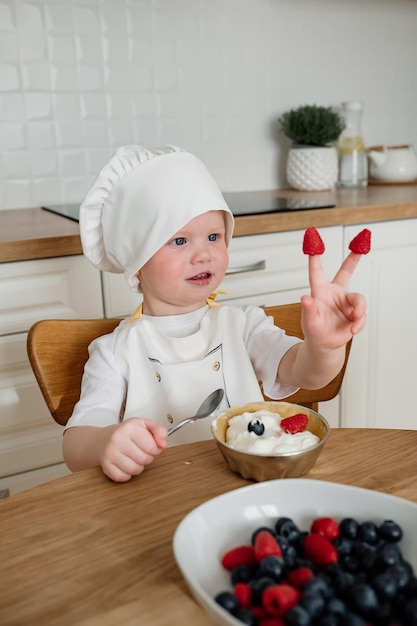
1;429;417;626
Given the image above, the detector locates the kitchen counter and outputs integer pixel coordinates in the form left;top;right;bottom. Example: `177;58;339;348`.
1;185;417;263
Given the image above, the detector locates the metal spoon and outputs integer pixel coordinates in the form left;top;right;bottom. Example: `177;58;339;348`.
167;388;224;436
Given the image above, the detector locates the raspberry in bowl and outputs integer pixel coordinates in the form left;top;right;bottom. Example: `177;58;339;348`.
211;401;330;481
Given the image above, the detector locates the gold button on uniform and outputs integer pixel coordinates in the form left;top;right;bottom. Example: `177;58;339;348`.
155;372;161;382
213;361;220;371
167;413;173;424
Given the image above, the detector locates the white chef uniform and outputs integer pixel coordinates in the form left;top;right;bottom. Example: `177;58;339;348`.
72;143;301;446
66;304;301;445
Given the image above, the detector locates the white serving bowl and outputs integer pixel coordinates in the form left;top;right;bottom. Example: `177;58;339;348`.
173;479;417;626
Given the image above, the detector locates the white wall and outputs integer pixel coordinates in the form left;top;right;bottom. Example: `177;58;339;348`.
1;0;417;210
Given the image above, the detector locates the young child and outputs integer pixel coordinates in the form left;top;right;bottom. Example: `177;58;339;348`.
63;144;366;483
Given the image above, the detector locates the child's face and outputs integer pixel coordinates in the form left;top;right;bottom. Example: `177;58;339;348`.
137;210;229;316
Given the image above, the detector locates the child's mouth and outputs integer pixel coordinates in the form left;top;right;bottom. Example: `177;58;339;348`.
188;272;212;284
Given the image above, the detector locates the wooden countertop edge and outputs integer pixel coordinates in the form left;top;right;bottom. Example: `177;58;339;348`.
0;235;82;263
233;201;417;236
2;195;417;263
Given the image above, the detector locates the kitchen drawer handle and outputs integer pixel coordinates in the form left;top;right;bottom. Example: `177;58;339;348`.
226;260;266;275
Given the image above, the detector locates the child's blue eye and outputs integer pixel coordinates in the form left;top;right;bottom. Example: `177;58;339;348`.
208;234;217;242
174;237;186;246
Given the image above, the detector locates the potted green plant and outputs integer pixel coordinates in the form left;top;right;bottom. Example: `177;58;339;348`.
279;104;344;191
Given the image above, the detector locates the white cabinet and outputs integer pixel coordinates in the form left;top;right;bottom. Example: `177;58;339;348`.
341;218;417;429
0;255;104;495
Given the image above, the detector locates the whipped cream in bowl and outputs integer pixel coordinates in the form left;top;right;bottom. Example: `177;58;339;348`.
211;402;330;481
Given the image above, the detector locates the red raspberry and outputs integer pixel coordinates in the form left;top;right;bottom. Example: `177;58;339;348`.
259;618;286;626
254;530;283;562
303;532;338;567
311;517;340;541
349;228;371;254
221;545;256;571
280;414;308;434
234;582;252;608
251;606;268;621
262;583;301;617
287;566;315;589
302;227;325;255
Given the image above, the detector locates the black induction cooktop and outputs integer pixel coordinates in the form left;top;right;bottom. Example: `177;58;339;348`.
222;192;335;216
42;193;335;222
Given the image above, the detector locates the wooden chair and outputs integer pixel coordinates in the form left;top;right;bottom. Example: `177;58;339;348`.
27;303;351;426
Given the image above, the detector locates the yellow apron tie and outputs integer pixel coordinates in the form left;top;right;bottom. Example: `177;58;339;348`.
127;290;228;322
206;289;228;307
128;303;143;322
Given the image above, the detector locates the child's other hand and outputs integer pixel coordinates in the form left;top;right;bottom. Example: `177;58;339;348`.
98;418;168;482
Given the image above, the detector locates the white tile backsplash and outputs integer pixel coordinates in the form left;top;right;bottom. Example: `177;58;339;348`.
0;3;15;31
15;2;44;32
25;92;53;119
0;123;26;150
0;63;21;91
1;0;417;209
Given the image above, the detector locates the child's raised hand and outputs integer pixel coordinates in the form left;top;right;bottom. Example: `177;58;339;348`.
98;418;168;482
301;250;367;350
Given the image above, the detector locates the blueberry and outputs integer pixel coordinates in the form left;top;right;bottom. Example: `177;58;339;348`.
233;606;257;625
214;591;238;613
293;530;309;552
284;605;311;626
275;516;300;543
294;557;318;573
379;519;403;543
282;545;298;568
304;575;332;599
374;542;402;570
388;561;413;590
339;518;359;540
358;521;379;545
348;582;379;618
326;596;347;615
372;570;398;600
249;576;274;604
247;419;264;436
300;588;326;618
403;598;417;623
319;615;339;626
353;540;377;571
371;601;395;624
231;564;254;585
257;555;286;581
405;574;417;596
342;612;368;626
324;562;343;579
339;553;360;573
334;536;354;557
331;570;355;597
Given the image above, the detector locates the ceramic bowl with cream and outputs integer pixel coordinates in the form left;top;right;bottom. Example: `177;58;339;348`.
211;401;330;481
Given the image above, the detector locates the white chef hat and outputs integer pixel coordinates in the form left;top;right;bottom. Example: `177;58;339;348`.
79;144;234;290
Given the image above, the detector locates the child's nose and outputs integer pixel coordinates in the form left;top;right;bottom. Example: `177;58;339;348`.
191;243;211;262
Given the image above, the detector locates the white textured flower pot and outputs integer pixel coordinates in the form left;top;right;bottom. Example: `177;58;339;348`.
286;145;338;191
